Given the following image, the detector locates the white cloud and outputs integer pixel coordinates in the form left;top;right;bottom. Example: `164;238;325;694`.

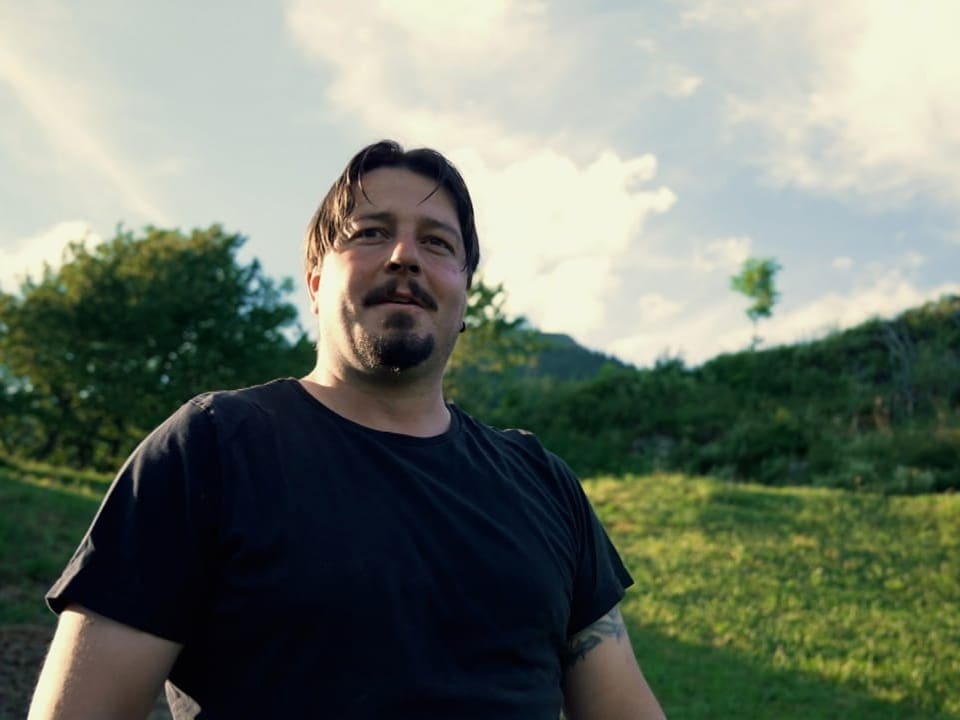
0;221;100;293
831;256;853;270
464;149;676;341
665;70;703;99
605;265;960;368
285;0;557;147
607;295;745;367
903;251;925;269
694;236;752;273
684;0;960;207
637;293;682;323
632;31;702;99
284;0;678;345
765;272;960;348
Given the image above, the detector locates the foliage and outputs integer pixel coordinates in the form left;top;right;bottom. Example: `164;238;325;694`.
484;294;960;494
0;225;313;469
2;219;957;498
443;277;542;416
730;256;781;348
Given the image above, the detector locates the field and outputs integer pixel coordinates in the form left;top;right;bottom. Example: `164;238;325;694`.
2;460;958;718
588;475;960;719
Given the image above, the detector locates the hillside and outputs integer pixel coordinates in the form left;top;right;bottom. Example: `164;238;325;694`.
524;332;631;380
2;460;958;719
479;294;960;492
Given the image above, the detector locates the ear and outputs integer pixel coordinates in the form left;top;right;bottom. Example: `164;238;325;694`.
306;264;322;316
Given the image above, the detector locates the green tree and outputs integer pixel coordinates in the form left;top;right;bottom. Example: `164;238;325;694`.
731;256;781;349
0;225;313;468
443;278;540;416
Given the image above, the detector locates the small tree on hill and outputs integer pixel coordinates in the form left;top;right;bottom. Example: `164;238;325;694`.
731;257;781;349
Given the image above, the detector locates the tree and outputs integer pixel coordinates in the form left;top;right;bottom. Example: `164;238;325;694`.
443;278;540;415
0;225;313;468
731;257;781;349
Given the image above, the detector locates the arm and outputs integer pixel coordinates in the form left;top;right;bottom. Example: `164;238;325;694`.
29;604;182;720
561;605;666;720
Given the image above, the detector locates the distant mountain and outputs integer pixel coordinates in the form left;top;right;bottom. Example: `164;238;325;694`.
523;332;631;381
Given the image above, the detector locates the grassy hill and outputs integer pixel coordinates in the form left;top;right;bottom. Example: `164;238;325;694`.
482;294;960;492
2;458;957;718
589;474;960;719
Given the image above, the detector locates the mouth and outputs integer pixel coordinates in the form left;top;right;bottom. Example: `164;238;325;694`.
380;294;425;308
364;281;438;311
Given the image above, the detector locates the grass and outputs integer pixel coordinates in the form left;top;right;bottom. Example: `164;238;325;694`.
1;461;957;718
0;460;107;625
588;474;960;719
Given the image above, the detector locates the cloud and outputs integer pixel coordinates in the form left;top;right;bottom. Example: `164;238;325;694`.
285;0;678;344
766;272;960;348
607;264;960;368
463;149;675;339
0;221;100;293
903;251;925;269
637;293;683;323
633;31;703;99
607;295;744;368
0;6;167;223
285;0;558;146
664;70;703;99
694;236;752;273
683;1;960;208
283;1;955;370
831;256;853;270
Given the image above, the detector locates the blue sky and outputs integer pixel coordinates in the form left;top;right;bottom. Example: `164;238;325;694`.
2;0;957;367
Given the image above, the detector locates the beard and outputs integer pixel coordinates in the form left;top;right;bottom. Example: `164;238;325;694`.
355;309;435;373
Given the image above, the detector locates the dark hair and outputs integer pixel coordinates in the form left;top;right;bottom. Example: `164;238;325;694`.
305;140;480;286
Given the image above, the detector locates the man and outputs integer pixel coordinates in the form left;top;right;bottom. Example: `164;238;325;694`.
30;140;667;719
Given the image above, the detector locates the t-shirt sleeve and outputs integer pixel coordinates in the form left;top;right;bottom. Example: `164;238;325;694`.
547;452;634;637
46;398;221;644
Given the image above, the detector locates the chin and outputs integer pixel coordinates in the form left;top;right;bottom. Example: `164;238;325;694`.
361;330;436;373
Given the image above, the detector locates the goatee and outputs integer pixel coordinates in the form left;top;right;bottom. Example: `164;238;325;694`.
359;310;435;372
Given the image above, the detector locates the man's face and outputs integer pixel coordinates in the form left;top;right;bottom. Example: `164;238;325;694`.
307;166;469;380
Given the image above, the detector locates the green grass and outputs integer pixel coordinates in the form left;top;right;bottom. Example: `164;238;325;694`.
588;474;960;719
0;461;106;625
2;463;958;717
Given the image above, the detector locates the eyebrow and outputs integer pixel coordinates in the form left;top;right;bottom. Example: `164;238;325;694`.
352;211;462;241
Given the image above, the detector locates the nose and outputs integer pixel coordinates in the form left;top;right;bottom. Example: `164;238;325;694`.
386;231;421;275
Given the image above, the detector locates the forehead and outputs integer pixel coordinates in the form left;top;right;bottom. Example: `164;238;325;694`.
352;167;459;228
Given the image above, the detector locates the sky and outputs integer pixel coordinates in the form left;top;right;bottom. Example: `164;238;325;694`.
1;0;958;368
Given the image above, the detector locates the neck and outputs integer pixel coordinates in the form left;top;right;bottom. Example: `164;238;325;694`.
300;363;451;438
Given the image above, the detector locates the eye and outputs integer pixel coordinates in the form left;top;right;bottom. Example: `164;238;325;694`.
350;226;389;242
422;235;455;254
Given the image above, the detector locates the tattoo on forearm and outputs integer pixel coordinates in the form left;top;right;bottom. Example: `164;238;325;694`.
562;606;627;668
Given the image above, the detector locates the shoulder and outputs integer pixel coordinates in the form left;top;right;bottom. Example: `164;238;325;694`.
189;377;301;416
184;378;304;434
452;403;548;457
129;378;300;462
450;404;582;494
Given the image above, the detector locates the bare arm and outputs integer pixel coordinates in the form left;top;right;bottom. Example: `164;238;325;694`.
29;605;181;720
561;606;666;720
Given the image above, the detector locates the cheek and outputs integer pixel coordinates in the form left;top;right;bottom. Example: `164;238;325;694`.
315;262;363;306
437;266;469;297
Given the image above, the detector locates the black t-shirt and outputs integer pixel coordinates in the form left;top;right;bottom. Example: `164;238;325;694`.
48;379;633;719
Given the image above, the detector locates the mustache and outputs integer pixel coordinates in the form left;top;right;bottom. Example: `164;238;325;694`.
362;279;438;311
